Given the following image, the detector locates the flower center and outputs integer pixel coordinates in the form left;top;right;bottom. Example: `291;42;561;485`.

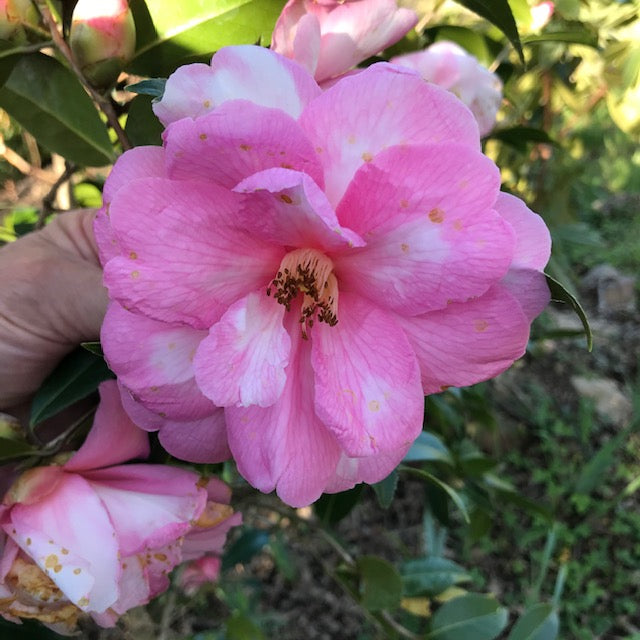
267;248;339;337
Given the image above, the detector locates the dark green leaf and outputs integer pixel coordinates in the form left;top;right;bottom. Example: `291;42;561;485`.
488;126;556;151
0;436;36;461
221;528;269;570
574;429;629;495
29;348;113;427
508;603;559;640
0;617;63;640
545;274;593;351
357;555;402;612
128;0;284;76
450;0;523;63
372;469;398;509
314;484;364;525
225;613;265;640
484;474;552;520
80;341;104;356
125;95;164;147
126;77;167;97
0;53;20;86
269;532;296;581
404;431;454;465
0;54;114;166
401;557;471;597
427;593;508;640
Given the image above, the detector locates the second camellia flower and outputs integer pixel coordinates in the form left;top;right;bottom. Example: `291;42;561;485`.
96;45;551;507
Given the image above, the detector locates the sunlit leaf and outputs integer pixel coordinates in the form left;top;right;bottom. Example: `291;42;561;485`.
0;54;114;166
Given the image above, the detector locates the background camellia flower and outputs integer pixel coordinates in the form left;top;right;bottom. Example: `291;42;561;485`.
271;0;417;83
391;41;503;136
97;45;551;508
0;381;241;633
178;556;222;596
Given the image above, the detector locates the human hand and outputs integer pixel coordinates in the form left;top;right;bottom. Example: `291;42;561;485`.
0;210;108;411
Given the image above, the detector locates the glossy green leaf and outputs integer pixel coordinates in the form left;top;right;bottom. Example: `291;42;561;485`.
0;54;114;166
29;348;113;427
128;0;283;76
451;0;523;62
357;555;402;612
545;274;593;351
508;603;559;640
125;95;164;147
427;593;508;640
372;469;398;508
0;436;36;461
404;431;454;465
401;557;471;597
221;528;269;570
314;484;364;525
126;77;166;98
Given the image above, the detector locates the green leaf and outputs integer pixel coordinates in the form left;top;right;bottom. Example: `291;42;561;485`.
427;593;508;640
125;95;164;147
401;557;471;597
128;0;284;76
0;54;114;166
574;429;630;495
0;53;20;86
400;465;470;523
451;0;523;63
0;617;64;640
357;555;402;612
225;613;265;640
314;484;364;525
372;469;398;508
80;341;104;356
508;603;559;640
545;274;592;351
29;348;113;427
221;528;269;570
126;77;167;98
404;431;454;465
0;436;36;461
488;126;556;152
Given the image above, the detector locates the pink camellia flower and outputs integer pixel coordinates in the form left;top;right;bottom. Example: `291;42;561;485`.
178;556;221;596
391;41;503;136
0;381;241;633
271;0;417;83
97;45;550;508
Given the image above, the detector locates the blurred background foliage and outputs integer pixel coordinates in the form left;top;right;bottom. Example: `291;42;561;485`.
0;0;639;638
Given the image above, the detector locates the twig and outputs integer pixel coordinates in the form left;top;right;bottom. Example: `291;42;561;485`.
38;162;76;228
0;134;55;183
39;5;131;152
0;39;54;59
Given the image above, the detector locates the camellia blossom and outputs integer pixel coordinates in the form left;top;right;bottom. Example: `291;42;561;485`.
96;45;551;508
0;381;240;633
178;556;222;596
391;41;503;136
271;0;417;83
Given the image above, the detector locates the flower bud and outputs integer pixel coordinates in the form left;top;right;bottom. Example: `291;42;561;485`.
69;0;136;88
0;0;39;42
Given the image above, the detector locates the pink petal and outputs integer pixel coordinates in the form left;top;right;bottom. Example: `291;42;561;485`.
101;303;214;421
234;168;364;251
5;473;120;612
272;4;321;75
65;381;149;472
398;284;531;394
154;46;321;126
494;192;551;270
500;269;550;321
104;177;283;328
225;318;341;507
181;511;243;562
164;100;325;189
194;291;291;408
311;292;423;457
81;465;205;556
334;144;515;314
108;556;149;615
299;63;480;205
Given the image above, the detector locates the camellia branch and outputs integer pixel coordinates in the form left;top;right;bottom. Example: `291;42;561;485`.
38;5;131;152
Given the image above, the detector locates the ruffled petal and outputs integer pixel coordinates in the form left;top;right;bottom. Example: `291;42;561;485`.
234;168;364;251
65;380;149;472
311;292;423;457
103;177;283;328
398;284;531;394
164;101;324;189
101;303;214;421
299;63;479;205
194;291;291;408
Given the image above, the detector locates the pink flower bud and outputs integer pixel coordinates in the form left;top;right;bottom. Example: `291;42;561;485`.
0;0;39;42
69;0;136;87
178;556;222;595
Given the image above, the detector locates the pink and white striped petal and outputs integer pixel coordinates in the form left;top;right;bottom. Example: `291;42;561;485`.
299;64;480;205
234;168;364;251
164;101;324;189
398;284;531;394
104;177;283;328
194;291;291;408
311;292;423;457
